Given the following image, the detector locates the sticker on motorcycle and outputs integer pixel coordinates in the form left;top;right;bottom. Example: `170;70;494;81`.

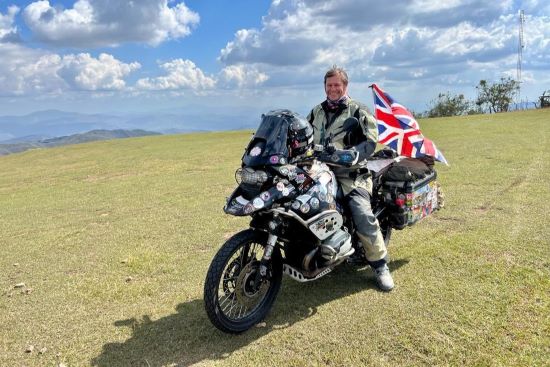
235;196;249;205
250;146;262;157
253;198;264;209
308;186;320;194
297;194;312;203
243;203;255;214
310;197;320;210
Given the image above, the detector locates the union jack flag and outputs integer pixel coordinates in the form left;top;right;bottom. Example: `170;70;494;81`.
371;83;448;165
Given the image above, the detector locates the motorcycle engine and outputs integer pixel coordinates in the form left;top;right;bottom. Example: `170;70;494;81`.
319;229;353;261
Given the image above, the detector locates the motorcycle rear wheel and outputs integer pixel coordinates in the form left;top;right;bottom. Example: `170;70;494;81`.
203;229;282;333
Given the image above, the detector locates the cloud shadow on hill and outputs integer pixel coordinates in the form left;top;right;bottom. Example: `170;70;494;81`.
91;259;409;367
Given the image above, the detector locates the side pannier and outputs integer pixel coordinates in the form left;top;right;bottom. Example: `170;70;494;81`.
380;158;441;230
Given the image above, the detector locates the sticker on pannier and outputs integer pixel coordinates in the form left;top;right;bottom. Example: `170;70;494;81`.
382;170;440;229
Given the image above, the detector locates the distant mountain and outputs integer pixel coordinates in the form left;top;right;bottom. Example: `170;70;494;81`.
0;109;259;143
0;134;53;144
0;110;134;141
0;129;161;156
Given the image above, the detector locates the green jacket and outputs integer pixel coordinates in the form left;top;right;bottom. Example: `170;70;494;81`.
307;98;377;149
307;98;378;195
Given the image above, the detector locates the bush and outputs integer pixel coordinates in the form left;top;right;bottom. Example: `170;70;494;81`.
475;77;519;113
426;92;471;117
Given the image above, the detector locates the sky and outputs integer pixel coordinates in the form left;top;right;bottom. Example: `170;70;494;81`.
0;0;549;127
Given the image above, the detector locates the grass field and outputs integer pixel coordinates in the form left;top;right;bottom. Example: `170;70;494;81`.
1;109;549;366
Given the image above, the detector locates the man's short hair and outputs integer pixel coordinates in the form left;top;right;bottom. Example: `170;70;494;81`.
324;65;349;86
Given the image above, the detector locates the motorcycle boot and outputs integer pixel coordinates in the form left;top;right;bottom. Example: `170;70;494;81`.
356;232;394;291
374;263;394;292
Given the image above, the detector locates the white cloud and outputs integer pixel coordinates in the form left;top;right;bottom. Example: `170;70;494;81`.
412;0;463;12
136;59;215;90
371;20;517;70
0;43;62;95
217;0;550;97
3;0;549;113
523;15;550;70
136;60;270;91
410;0;513;27
0;44;140;95
219;64;269;88
219;27;324;67
521;0;550;16
58;53;141;90
23;0;199;47
0;5;20;42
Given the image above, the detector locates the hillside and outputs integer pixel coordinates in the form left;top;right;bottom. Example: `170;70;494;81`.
0;129;161;156
0;109;548;367
0;109;259;141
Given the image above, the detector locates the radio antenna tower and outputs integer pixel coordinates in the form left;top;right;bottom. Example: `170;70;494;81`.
516;10;525;103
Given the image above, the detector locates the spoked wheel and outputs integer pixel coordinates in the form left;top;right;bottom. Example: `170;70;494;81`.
204;229;282;333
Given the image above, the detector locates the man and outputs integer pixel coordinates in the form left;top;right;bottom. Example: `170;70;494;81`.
307;66;394;291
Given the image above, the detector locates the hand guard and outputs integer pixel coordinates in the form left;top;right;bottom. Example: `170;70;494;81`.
313;144;359;167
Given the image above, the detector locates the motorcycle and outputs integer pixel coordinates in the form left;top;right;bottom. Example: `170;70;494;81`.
203;110;442;333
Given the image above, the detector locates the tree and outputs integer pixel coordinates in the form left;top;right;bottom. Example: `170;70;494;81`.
426;92;471;117
475;77;519;113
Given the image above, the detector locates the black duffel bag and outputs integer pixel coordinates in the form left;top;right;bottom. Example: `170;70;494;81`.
383;157;433;182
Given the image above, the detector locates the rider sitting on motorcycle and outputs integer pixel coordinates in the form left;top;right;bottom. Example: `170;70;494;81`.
307;65;394;292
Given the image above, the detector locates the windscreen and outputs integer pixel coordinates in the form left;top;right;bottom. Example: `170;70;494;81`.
242;110;292;167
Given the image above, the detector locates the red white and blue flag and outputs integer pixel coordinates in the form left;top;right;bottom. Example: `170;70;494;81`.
371;83;448;165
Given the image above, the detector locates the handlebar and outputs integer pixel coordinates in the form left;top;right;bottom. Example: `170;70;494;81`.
312;144;359;167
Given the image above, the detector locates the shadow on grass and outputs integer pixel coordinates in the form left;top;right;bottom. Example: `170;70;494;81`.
92;259;409;367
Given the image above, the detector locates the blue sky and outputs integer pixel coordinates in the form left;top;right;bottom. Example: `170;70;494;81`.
0;1;549;130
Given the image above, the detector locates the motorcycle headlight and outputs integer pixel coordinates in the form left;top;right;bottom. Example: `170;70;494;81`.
235;167;269;185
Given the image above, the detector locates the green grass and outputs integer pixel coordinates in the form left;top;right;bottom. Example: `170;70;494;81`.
1;109;549;366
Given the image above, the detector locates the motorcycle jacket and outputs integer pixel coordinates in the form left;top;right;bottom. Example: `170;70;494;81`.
307;98;378;195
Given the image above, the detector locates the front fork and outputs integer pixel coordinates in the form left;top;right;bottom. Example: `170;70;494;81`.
259;233;277;276
254;215;281;288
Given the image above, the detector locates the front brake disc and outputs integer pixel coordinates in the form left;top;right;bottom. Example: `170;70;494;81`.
234;261;269;308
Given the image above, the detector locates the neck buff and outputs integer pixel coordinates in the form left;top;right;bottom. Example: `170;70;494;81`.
326;95;348;110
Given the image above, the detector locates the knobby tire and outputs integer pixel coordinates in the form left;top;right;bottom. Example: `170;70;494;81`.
203;229;282;333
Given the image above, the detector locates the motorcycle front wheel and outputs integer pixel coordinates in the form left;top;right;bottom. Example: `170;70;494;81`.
203;229;283;333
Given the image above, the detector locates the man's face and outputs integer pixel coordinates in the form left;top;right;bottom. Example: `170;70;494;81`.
325;75;348;101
